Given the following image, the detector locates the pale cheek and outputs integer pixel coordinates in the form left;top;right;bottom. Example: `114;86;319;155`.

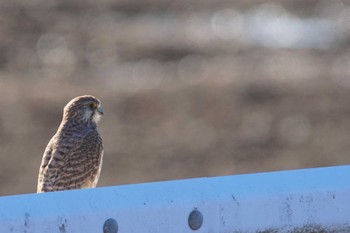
83;110;92;122
93;113;102;123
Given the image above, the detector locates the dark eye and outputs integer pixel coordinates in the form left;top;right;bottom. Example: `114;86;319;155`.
89;103;97;109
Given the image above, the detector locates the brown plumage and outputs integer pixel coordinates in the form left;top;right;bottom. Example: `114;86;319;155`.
37;95;104;193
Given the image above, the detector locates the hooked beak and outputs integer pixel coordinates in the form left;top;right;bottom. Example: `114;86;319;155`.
97;106;104;115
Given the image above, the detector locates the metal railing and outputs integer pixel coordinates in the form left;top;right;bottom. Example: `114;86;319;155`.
1;165;350;233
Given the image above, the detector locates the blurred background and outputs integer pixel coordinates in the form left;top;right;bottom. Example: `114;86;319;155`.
1;0;350;196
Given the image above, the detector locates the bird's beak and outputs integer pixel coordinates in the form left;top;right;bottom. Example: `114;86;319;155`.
97;106;104;115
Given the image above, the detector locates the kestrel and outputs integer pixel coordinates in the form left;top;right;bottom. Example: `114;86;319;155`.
37;95;104;193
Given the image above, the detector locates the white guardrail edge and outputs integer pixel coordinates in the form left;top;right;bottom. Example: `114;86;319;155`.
0;165;350;233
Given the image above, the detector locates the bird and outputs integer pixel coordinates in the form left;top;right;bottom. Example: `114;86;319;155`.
37;95;104;193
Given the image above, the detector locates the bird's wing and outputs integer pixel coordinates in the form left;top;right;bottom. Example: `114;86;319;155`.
37;135;59;192
37;130;103;192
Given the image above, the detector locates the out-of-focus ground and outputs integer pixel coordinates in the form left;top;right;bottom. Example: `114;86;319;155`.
1;0;350;196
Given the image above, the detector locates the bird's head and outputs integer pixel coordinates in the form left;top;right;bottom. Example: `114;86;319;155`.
63;95;104;124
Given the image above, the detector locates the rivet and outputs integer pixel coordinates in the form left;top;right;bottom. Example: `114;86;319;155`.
103;218;118;233
188;209;203;230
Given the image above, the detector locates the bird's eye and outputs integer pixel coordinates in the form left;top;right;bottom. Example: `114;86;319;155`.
89;103;97;109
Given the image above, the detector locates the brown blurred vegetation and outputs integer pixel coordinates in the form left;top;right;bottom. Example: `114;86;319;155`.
1;0;350;195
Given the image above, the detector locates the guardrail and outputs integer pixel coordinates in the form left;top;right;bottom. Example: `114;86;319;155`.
1;165;350;232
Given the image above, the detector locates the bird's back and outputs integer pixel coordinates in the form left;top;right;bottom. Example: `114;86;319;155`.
37;122;103;192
